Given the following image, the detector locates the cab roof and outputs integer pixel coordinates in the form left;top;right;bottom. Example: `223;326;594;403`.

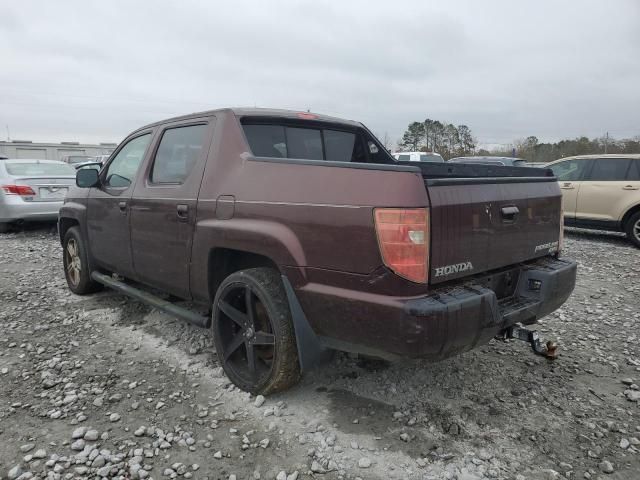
133;107;361;134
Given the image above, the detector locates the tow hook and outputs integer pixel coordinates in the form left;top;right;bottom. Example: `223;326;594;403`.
500;325;558;360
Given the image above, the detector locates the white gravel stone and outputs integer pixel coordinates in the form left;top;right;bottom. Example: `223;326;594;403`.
358;458;372;468
109;413;121;422
8;465;22;480
70;439;85;451
72;426;87;439
599;460;614;474
84;429;99;441
254;395;266;407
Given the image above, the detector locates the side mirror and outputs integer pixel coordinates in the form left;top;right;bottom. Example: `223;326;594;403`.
76;168;100;188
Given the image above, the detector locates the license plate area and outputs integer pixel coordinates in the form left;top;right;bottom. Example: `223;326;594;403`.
38;187;68;200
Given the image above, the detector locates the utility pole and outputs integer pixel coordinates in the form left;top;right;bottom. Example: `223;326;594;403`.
604;131;609;154
5;125;9;142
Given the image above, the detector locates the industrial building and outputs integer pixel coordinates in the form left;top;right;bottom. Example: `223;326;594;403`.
0;140;117;160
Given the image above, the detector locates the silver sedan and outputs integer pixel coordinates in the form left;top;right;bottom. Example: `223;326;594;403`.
0;159;76;232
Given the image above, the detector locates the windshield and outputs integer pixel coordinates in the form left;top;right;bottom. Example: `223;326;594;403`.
5;162;75;176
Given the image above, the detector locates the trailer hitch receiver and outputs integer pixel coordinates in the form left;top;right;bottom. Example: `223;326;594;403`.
500;325;558;359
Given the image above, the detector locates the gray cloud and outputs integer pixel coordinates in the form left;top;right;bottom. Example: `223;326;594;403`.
1;0;638;146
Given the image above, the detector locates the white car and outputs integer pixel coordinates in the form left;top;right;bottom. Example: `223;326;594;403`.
0;159;76;232
393;151;444;163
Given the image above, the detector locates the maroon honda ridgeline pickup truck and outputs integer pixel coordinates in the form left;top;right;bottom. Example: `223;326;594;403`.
59;108;577;394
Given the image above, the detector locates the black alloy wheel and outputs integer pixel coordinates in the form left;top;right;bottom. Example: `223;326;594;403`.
212;268;301;394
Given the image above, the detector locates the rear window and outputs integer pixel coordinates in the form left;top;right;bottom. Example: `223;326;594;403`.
5;162;75;176
242;124;366;162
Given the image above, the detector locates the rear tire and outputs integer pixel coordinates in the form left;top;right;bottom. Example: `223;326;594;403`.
625;211;640;248
211;267;301;395
63;226;103;294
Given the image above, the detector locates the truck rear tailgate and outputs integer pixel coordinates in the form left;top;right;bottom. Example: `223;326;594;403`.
426;176;562;285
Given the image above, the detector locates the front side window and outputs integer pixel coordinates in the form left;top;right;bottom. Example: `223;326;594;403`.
104;134;151;188
150;124;207;184
549;159;589;181
586;158;631;181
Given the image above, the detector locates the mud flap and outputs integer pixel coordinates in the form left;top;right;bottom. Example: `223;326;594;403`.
281;275;333;373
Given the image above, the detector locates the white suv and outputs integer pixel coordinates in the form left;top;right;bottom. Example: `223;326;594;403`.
546;154;640;247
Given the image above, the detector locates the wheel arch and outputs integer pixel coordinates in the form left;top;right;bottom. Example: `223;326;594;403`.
207;247;280;302
58;216;80;244
621;203;640;228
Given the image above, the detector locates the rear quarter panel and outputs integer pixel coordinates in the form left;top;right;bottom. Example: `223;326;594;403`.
190;112;429;303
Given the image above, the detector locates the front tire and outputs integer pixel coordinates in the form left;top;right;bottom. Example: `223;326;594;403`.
63;226;103;294
625;211;640;248
0;222;10;233
211;267;301;395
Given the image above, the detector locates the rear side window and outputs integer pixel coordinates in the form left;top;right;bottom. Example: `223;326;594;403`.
397;154;411;161
242;124;369;162
625;159;640;181
549;159;589;181
586;158;631;181
150;124;208;184
5;162;75;176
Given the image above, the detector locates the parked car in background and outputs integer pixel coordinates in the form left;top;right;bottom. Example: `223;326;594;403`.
393;151;444;163
61;155;94;165
0;159;76;232
59;108;575;394
449;156;526;167
546;154;640;247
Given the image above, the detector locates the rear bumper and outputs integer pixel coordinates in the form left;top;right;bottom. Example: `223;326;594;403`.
0;199;64;222
298;257;577;360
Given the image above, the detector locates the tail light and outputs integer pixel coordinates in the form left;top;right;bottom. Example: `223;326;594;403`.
2;185;36;196
374;208;429;283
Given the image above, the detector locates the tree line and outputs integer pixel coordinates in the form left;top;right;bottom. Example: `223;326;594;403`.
398;119;639;162
400;119;476;159
481;135;640;163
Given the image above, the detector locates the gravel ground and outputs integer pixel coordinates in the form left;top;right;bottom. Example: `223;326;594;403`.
1;225;639;480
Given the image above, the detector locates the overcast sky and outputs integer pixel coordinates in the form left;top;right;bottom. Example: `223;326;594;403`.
1;0;639;147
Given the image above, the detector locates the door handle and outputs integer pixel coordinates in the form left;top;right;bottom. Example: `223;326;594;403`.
176;204;189;221
560;183;574;189
501;206;519;221
623;185;639;190
118;201;127;213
